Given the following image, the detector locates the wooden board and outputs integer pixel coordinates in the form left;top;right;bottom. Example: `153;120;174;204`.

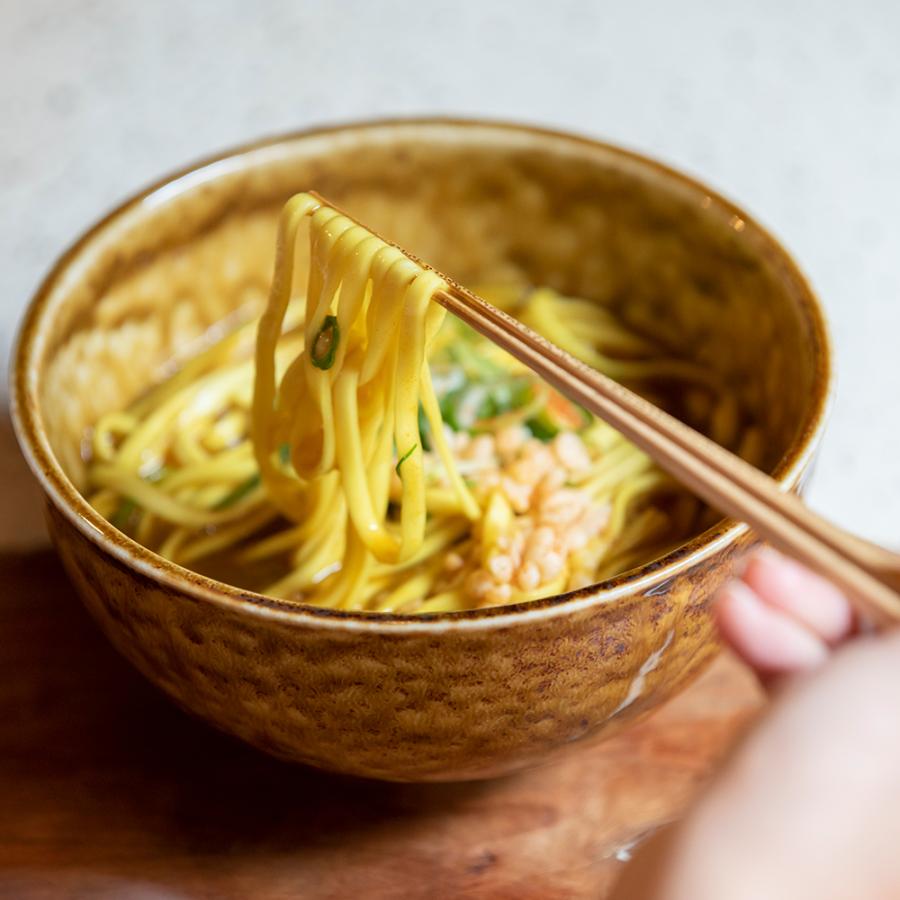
0;542;763;900
0;402;762;898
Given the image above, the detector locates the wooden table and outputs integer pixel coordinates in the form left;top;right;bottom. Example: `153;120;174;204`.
0;414;763;899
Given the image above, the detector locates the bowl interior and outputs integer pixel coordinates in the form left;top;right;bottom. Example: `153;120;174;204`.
26;120;827;565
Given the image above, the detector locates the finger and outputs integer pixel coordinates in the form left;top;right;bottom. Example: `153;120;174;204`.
714;579;829;675
743;547;854;645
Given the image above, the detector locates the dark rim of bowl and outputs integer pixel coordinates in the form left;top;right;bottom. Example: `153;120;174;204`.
10;116;833;630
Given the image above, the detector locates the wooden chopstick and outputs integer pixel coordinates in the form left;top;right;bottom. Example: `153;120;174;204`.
433;282;900;627
306;190;900;625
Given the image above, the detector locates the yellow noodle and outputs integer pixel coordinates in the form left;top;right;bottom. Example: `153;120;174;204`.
176;507;280;566
85;192;742;613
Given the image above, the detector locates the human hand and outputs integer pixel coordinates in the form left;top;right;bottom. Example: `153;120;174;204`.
610;549;900;900
714;547;855;677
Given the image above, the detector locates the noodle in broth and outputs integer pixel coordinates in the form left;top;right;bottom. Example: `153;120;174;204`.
86;193;743;613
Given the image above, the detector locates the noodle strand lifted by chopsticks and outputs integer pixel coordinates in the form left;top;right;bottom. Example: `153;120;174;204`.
86;193;742;613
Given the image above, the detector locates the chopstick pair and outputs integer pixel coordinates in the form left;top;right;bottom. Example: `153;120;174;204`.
309;192;900;627
436;281;900;626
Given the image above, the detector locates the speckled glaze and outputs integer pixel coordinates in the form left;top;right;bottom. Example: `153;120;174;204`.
12;119;831;781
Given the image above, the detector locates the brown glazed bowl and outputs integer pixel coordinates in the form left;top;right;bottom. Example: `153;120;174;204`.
12;119;831;782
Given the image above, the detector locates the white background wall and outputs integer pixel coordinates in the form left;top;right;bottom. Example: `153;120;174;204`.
2;0;898;543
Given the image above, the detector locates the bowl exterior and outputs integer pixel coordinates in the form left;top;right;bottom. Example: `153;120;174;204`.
13;119;831;783
44;499;748;781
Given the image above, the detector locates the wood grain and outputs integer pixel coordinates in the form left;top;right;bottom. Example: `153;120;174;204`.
0;543;762;899
1;382;764;898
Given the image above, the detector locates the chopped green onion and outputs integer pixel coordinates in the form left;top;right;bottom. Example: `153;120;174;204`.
440;375;534;433
278;442;291;465
417;405;432;451
311;315;340;370
478;376;533;419
395;443;417;476
111;498;137;530
525;413;558;442
455;385;488;431
439;386;466;431
213;473;261;510
110;465;169;530
525;390;591;442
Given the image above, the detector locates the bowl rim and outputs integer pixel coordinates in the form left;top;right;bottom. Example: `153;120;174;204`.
10;115;833;634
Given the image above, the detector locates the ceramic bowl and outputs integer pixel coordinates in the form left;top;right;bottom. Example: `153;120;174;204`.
11;119;831;781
